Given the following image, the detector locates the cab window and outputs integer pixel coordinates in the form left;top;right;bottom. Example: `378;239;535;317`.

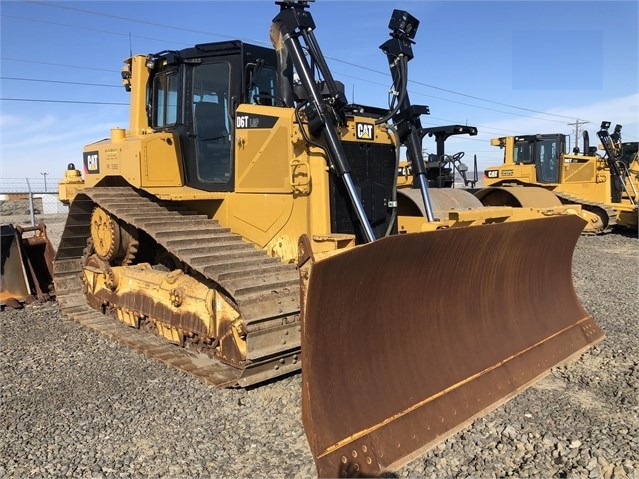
513;142;534;164
248;67;278;106
152;72;179;127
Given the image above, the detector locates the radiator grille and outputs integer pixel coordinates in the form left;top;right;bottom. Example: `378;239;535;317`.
330;141;397;243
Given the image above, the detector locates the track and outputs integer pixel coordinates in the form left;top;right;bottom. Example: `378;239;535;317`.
53;187;301;387
553;191;617;234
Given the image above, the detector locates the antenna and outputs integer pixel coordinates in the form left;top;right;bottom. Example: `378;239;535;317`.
129;32;133;57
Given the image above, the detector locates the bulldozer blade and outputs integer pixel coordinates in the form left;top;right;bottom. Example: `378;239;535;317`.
1;224;32;305
16;223;56;300
300;215;603;478
0;223;56;305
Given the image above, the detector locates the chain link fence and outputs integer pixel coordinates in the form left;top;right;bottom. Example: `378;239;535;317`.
0;178;68;251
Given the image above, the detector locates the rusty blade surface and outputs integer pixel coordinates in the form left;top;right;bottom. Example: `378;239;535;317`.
1;225;31;304
301;215;603;478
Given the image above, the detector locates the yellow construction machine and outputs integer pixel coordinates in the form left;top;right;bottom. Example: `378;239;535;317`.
55;2;603;476
482;122;639;233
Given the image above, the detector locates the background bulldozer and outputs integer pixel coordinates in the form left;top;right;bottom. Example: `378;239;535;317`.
482;122;639;233
54;1;603;476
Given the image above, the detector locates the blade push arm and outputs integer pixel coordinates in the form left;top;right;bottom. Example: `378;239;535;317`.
379;10;435;221
597;121;636;205
272;1;376;242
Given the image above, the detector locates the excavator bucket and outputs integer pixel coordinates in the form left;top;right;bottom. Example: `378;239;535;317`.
299;215;603;478
0;223;56;307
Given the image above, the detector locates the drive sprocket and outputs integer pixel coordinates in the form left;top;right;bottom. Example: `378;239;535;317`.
89;206;139;264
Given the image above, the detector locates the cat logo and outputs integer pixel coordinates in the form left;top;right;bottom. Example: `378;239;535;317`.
83;151;100;174
355;122;374;141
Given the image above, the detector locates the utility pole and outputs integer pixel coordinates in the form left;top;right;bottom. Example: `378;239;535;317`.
568;119;589;152
40;172;48;192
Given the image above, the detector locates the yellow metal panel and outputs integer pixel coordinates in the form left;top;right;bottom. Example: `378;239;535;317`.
80;131;185;190
555;156;610;204
213;193;295;252
57;167;84;204
144;187;227;201
118;140;142;186
561;156;596;183
125;55;151;135
484;164;534;186
235;105;296;193
141;133;184;186
80;134;143;188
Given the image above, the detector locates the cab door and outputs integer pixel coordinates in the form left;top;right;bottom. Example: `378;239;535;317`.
535;135;562;183
181;60;236;192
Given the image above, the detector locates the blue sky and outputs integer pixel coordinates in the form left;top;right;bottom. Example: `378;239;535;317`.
1;0;637;181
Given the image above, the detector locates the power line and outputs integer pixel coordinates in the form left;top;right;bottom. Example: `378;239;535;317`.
1;54;576;126
0;52;587;126
1;57;117;73
411;88;569;124
0;98;127;105
27;1;260;45
330;58;580;122
0;13;192;48
6;2;605;135
1;76;121;88
423;116;531;136
25;0;589;123
408;77;581;122
0;56;592;129
330;70;572;125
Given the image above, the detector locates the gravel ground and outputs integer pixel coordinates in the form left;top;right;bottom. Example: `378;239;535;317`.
1;229;637;478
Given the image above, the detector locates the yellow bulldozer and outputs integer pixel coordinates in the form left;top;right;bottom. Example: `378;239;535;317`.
482;122;639;233
55;2;603;476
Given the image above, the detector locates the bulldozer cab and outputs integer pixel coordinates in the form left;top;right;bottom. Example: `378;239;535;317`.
147;42;281;192
511;134;564;183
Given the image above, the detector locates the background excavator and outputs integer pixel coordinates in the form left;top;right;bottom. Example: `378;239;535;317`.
55;1;603;476
481;122;639;233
